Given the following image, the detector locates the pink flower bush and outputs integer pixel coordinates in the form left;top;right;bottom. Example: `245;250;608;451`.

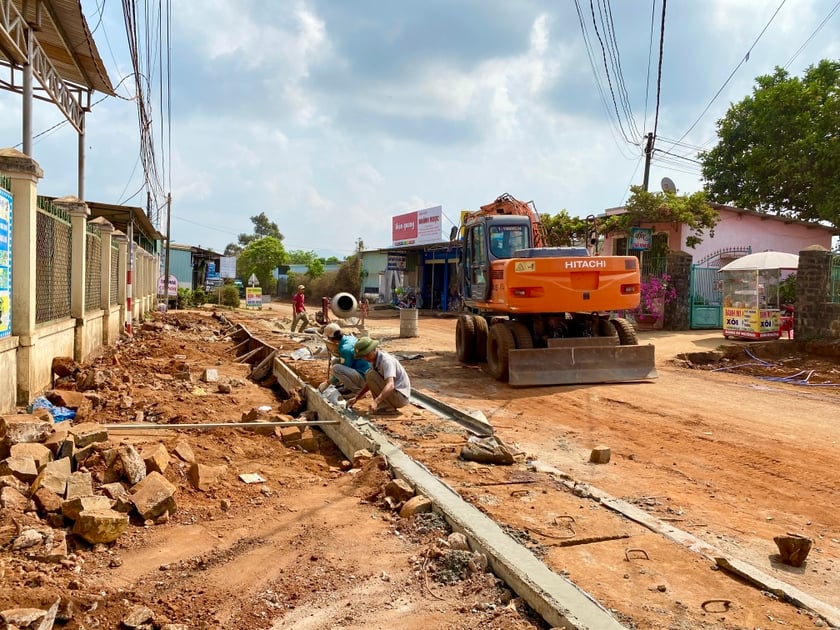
634;274;677;318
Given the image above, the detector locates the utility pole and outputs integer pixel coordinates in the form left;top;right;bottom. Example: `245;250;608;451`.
163;193;172;308
642;132;654;191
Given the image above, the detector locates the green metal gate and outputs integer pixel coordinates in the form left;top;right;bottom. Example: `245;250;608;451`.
689;247;751;329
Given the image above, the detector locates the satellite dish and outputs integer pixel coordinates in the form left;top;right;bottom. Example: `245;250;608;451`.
661;177;677;193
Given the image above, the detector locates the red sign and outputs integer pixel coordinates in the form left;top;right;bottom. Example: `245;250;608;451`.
392;211;417;243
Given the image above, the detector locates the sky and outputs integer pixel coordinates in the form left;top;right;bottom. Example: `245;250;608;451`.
1;0;838;260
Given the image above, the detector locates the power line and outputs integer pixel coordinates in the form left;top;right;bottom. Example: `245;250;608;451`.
642;0;657;133
784;0;840;70
668;0;788;148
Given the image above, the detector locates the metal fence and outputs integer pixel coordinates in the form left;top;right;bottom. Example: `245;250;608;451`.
35;198;72;323
0;174;10;192
85;224;102;311
110;243;120;306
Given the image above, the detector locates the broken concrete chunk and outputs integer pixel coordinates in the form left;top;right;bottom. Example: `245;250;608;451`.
399;495;433;519
200;368;219;383
188;463;227;491
130;471;177;520
352;449;374;468
118;444;147;485
447;532;470;551
65;471;94;499
141;443;170;474
68;422;109;448
72;508;129;544
10;442;53;470
589;446;612;464
11;528;43;550
62;495;113;521
1;414;54;445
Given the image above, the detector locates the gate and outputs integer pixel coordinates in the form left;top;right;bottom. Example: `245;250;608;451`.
689;247;751;329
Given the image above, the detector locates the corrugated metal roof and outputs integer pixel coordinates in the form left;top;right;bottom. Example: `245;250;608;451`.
3;0;114;95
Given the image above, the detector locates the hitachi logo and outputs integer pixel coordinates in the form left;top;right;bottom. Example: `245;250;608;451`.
564;259;607;269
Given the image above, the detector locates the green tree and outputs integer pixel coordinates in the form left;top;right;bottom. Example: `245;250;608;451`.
700;60;840;227
540;209;593;247
597;186;718;249
224;212;285;255
238;236;286;291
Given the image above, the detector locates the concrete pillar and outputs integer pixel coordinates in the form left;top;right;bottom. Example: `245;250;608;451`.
113;232;127;335
0;148;43;405
53;196;90;361
91;217;115;344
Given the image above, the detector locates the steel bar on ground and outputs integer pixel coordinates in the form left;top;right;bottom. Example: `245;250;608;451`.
104;421;339;430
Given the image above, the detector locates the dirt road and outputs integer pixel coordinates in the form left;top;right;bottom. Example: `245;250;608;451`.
1;306;837;629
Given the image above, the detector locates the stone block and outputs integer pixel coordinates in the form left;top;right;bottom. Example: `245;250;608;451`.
118;444;147;485
589;446;611;464
10;443;53;470
385;478;414;503
0;456;38;483
399;495;433;518
42;429;70;455
65;471;93;499
200;368;219;382
30;458;72;495
61;495;113;521
188;462;227;491
140;443;169;474
0;485;28;511
32;487;63;514
72;508;129;544
276;424;302;443
68;422;108;448
173;441;195;463
130;471;177;520
1;414;53;445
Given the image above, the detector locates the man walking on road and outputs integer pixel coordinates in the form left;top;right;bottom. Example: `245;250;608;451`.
348;336;411;415
291;284;309;332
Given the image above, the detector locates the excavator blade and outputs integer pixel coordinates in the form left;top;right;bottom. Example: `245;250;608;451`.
507;341;658;387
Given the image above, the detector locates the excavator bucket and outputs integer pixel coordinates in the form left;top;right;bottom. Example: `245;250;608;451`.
507;338;658;387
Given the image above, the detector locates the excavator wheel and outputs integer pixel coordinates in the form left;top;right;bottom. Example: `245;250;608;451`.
456;315;476;363
509;321;534;349
473;316;489;361
609;317;639;345
487;323;516;382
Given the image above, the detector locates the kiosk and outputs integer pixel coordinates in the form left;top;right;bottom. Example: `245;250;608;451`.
719;251;798;340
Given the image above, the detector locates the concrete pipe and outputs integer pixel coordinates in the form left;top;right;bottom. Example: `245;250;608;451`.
330;292;358;318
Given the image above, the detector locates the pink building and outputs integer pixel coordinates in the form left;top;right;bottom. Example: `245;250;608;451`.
603;203;835;263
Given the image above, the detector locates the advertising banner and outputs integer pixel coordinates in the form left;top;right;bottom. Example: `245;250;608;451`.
157;274;178;296
246;287;262;308
220;256;237;279
629;227;652;251
392;205;442;247
386;253;406;270
723;307;780;339
0;188;11;339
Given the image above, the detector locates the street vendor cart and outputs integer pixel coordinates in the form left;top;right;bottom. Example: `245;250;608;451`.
719;251;798;340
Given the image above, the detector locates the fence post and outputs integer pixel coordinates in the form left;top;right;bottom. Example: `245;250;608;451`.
0;148;43;406
53;196;90;361
92;216;115;344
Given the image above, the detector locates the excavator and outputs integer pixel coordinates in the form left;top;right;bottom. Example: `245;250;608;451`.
453;193;658;387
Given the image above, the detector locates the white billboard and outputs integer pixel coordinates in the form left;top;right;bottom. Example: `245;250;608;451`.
392;205;442;247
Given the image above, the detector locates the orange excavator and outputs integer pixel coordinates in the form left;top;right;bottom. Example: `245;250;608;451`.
454;193;657;386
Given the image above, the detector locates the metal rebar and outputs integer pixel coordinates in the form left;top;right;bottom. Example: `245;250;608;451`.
104;420;339;430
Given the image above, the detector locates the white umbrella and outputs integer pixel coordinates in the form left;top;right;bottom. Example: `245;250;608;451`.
718;251;799;272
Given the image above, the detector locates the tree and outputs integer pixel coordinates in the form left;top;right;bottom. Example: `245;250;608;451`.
599;186;719;249
237;236;286;291
224;212;285;255
700;60;840;227
540;210;593;247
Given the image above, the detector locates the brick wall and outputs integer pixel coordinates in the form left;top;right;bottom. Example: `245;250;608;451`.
663;251;692;331
796;249;840;340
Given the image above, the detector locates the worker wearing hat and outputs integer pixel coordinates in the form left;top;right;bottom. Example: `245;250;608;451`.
290;284;309;332
348;336;411;415
322;323;370;396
